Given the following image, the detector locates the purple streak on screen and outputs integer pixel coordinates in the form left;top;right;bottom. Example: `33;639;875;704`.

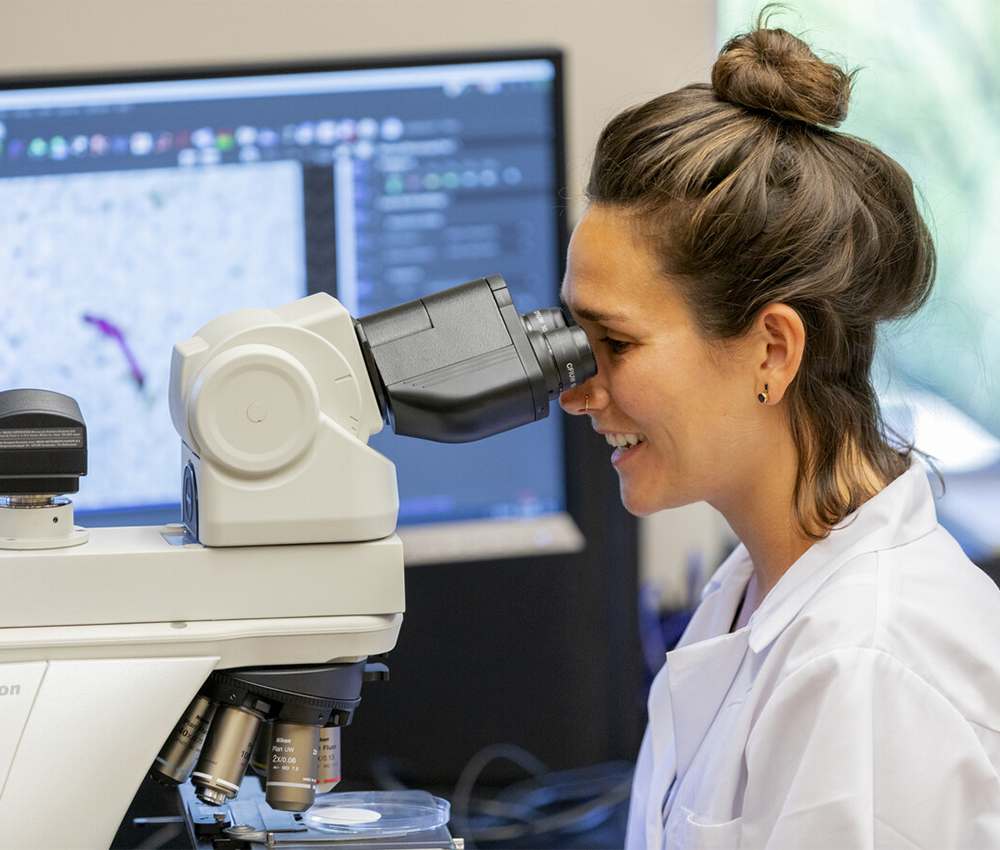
83;314;145;389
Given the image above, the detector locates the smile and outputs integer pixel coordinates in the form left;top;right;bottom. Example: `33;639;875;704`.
605;432;646;450
606;432;646;465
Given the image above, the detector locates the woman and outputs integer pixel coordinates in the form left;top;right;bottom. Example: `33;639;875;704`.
559;20;1000;850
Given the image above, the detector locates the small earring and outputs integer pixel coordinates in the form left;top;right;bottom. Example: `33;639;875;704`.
580;394;590;414
757;384;770;404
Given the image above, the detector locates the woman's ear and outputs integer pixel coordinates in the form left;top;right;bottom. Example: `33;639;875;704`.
753;303;805;404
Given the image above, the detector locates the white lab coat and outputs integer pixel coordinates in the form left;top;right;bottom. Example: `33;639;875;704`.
626;460;1000;849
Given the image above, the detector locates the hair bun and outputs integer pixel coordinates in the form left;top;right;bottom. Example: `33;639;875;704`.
712;25;853;128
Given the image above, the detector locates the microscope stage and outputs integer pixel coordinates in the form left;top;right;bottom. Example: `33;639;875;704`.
178;778;462;849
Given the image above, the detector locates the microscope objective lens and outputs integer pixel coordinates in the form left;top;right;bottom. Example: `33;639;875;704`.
191;705;263;805
315;725;342;794
150;694;216;786
250;722;271;777
265;721;321;812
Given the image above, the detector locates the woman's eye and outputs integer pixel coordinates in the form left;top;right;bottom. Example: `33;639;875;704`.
600;336;632;355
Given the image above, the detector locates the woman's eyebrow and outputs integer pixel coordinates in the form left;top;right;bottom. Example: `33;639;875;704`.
559;296;626;325
571;305;627;325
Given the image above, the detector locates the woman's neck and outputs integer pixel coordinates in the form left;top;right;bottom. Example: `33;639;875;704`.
712;427;812;602
716;434;889;606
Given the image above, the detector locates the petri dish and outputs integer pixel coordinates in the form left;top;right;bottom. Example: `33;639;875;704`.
303;790;451;838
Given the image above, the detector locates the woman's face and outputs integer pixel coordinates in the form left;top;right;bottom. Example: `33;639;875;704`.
559;205;762;517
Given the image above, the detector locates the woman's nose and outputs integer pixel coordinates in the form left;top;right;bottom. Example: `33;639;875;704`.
560;383;591;416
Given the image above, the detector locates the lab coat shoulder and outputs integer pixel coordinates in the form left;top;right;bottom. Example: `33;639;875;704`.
742;643;1000;849
876;524;1000;735
626;464;1000;850
741;525;1000;847
754;519;1000;731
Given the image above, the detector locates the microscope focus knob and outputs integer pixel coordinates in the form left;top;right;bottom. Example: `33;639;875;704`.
188;343;319;476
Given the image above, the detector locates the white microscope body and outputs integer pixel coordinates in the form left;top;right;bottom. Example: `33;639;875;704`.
0;294;402;848
0;276;593;848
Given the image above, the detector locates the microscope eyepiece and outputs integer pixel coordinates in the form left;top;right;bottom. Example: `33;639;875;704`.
520;308;591;402
520;306;568;335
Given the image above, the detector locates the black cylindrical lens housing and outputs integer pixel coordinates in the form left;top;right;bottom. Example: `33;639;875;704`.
520;307;568;335
522;322;592;400
355;275;595;443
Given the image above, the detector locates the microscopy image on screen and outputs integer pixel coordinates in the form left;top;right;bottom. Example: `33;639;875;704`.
0;163;306;511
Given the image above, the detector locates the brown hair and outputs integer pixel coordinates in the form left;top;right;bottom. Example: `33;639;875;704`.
586;19;936;538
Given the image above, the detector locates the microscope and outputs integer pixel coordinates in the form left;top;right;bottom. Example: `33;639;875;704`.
0;274;594;849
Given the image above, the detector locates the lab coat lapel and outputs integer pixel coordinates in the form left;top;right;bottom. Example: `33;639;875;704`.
667;628;750;777
645;550;751;768
641;626;749;850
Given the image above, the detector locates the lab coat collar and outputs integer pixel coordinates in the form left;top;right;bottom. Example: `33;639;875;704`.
746;458;939;654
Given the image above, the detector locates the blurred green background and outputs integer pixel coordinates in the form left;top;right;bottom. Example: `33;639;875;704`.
717;0;1000;468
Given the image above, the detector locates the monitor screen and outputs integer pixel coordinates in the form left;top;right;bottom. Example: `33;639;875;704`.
0;51;581;559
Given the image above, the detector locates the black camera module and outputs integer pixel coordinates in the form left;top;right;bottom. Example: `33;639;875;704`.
355;275;596;443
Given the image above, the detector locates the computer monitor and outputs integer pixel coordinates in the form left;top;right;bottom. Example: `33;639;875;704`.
0;50;582;561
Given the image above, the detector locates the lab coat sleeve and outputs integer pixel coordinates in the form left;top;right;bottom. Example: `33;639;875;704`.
741;647;1000;849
